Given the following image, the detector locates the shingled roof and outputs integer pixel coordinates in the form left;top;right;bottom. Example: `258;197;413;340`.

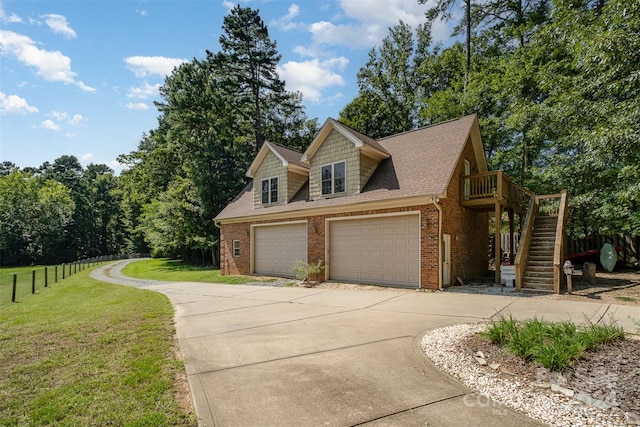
246;141;308;178
216;114;485;222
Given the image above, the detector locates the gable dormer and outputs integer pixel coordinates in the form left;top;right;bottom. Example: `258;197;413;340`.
301;119;390;200
246;142;308;208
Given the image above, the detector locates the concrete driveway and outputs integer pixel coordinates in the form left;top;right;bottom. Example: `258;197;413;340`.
93;261;638;427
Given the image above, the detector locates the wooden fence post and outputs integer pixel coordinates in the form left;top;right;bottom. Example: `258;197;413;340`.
45;267;48;287
11;274;17;302
62;264;65;279
55;265;58;282
32;270;35;294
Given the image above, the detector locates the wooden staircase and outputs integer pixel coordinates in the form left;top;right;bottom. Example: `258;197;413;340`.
515;190;568;294
521;215;557;293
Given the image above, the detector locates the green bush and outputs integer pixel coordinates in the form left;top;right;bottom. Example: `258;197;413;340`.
483;316;625;370
291;260;325;282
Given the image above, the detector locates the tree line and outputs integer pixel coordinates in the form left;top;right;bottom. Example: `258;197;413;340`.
2;1;637;267
340;0;639;238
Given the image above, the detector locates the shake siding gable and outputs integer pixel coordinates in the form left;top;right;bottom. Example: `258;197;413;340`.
253;150;287;208
309;129;360;200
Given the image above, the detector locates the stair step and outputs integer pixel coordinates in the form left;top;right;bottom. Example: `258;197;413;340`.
524;269;554;276
528;253;553;265
529;248;554;253
521;287;554;294
522;280;554;289
529;246;555;251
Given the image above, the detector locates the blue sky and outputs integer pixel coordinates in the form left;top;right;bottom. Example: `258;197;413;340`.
1;0;454;173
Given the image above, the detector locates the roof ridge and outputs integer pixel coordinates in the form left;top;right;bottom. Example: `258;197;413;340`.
376;114;477;142
265;140;303;154
332;119;390;156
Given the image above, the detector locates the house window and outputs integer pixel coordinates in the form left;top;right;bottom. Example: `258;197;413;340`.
232;240;240;257
321;161;346;195
261;177;278;204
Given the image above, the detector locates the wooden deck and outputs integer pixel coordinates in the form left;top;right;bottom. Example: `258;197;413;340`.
461;171;532;213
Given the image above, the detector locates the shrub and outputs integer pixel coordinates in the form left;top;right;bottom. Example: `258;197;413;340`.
291;260;325;282
483;316;625;370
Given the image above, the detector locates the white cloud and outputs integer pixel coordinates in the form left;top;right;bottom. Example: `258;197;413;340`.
124;56;188;78
127;82;160;99
270;4;301;31
135;8;148;17
41;14;77;39
125;102;150;110
0;30;95;91
80;153;93;162
278;57;348;103
41;119;59;131
0;92;38;114
50;110;67;120
308;0;439;49
68;114;86;125
0;2;22;23
309;20;380;49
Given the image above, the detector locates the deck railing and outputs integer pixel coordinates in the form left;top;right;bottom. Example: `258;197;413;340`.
462;171;533;213
515;196;538;291
553;190;569;294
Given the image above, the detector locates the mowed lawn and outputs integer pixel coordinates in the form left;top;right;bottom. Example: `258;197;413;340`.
0;266;196;426
122;258;278;284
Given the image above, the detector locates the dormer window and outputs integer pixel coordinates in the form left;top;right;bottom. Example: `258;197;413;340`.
321;161;346;195
261;177;278;204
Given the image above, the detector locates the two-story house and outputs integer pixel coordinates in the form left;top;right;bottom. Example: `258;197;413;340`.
215;114;492;290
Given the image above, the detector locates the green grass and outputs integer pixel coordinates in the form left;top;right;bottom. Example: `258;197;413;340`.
615;296;636;302
0;267;196;426
122;258;275;284
0;264;85;307
483;316;626;370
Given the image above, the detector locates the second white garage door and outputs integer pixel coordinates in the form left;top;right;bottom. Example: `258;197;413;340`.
329;214;420;288
254;222;307;277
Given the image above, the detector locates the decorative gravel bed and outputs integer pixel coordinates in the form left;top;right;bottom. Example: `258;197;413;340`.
421;323;640;427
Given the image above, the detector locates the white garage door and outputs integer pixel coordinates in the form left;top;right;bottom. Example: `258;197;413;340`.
329;214;420;288
254;222;307;277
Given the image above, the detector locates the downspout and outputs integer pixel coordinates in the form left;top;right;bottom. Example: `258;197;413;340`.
430;196;443;291
213;220;221;269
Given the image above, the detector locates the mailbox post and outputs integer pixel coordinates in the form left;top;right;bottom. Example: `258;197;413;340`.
563;260;574;294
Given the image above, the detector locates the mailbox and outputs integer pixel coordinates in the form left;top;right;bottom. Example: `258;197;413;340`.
563;260;574;276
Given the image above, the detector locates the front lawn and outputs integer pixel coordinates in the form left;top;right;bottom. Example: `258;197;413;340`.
121;258;275;284
0;267;196;426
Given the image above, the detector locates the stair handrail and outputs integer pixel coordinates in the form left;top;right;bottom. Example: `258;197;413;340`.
515;195;538;291
553;190;569;294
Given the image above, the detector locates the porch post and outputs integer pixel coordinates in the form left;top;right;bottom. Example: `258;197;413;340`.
495;202;502;284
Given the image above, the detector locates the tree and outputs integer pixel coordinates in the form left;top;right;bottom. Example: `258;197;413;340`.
0;171;74;265
215;5;307;153
534;0;640;236
340;21;432;137
419;0;472;89
0;161;19;176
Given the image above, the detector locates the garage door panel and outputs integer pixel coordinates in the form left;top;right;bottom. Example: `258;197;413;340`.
330;215;420;288
254;223;307;277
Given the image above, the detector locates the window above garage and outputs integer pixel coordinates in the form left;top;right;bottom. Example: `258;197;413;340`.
321;161;346;196
261;177;278;204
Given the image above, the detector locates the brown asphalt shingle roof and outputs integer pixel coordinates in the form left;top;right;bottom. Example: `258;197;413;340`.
216;114;479;221
266;141;308;169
